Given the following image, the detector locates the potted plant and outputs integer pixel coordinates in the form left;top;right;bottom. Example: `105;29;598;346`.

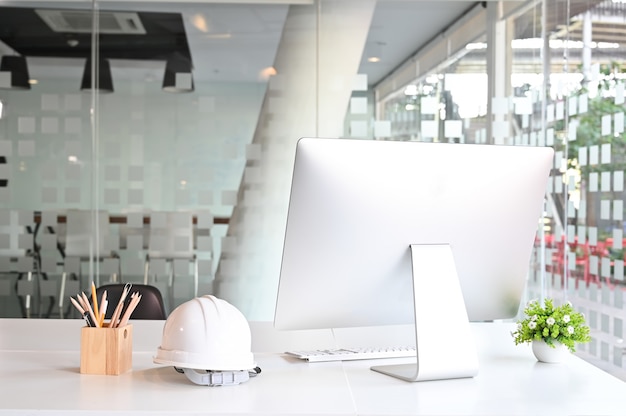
512;298;591;363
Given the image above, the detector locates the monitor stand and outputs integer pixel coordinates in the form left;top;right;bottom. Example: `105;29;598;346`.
371;244;479;382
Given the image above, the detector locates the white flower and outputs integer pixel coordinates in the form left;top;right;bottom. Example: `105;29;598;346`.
528;321;537;330
567;326;574;334
547;317;555;326
531;314;538;321
563;315;571;323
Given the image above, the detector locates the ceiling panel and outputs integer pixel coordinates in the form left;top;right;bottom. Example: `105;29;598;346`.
0;1;479;87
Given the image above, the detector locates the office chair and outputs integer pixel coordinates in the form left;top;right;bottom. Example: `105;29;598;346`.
0;210;40;318
95;283;167;320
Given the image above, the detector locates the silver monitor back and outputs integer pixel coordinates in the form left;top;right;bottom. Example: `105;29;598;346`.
274;138;553;330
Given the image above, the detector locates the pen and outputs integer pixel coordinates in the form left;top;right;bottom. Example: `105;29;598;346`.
70;296;95;327
116;292;136;328
109;283;132;328
81;291;99;328
118;293;141;328
73;295;96;327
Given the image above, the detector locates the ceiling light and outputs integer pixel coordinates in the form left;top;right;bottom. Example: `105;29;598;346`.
0;55;31;90
204;33;232;39
191;14;208;32
162;54;194;93
258;66;277;81
81;57;114;93
366;41;385;65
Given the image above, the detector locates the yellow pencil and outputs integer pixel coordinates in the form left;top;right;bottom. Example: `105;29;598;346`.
91;281;99;323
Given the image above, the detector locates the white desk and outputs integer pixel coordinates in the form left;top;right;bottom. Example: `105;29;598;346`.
0;318;624;415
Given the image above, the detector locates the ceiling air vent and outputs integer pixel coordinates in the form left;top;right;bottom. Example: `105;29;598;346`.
35;9;146;35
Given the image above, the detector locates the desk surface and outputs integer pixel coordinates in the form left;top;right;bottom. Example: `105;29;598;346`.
0;318;624;415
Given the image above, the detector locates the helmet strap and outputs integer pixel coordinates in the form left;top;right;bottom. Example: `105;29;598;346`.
181;368;251;386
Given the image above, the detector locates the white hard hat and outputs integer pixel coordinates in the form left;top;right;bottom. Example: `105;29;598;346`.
154;295;260;386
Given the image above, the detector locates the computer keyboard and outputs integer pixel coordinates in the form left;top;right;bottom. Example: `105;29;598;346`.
284;346;416;362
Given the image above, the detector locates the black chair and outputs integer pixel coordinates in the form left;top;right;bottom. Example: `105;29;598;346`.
95;283;167;320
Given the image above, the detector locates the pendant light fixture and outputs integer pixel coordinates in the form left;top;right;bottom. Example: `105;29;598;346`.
81;57;114;93
0;55;31;90
162;53;194;93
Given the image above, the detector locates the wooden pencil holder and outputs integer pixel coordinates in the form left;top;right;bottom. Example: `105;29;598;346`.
80;324;133;375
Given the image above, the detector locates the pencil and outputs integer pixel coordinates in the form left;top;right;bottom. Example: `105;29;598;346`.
72;296;96;327
76;293;89;314
91;282;99;323
98;300;106;327
81;291;99;328
69;296;84;315
109;287;128;327
98;290;107;326
118;293;141;327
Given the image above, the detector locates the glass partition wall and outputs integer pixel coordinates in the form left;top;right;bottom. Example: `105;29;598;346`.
507;0;626;379
530;0;626;378
1;0;625;381
0;0;101;318
0;0;379;319
376;0;626;380
0;0;281;318
378;35;488;144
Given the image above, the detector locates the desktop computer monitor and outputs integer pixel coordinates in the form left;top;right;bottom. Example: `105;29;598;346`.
273;138;553;381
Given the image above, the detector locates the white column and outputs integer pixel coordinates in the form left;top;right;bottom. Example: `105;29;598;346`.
485;1;506;145
582;11;592;86
214;1;376;320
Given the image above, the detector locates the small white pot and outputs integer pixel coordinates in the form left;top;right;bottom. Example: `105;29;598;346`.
532;339;570;363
